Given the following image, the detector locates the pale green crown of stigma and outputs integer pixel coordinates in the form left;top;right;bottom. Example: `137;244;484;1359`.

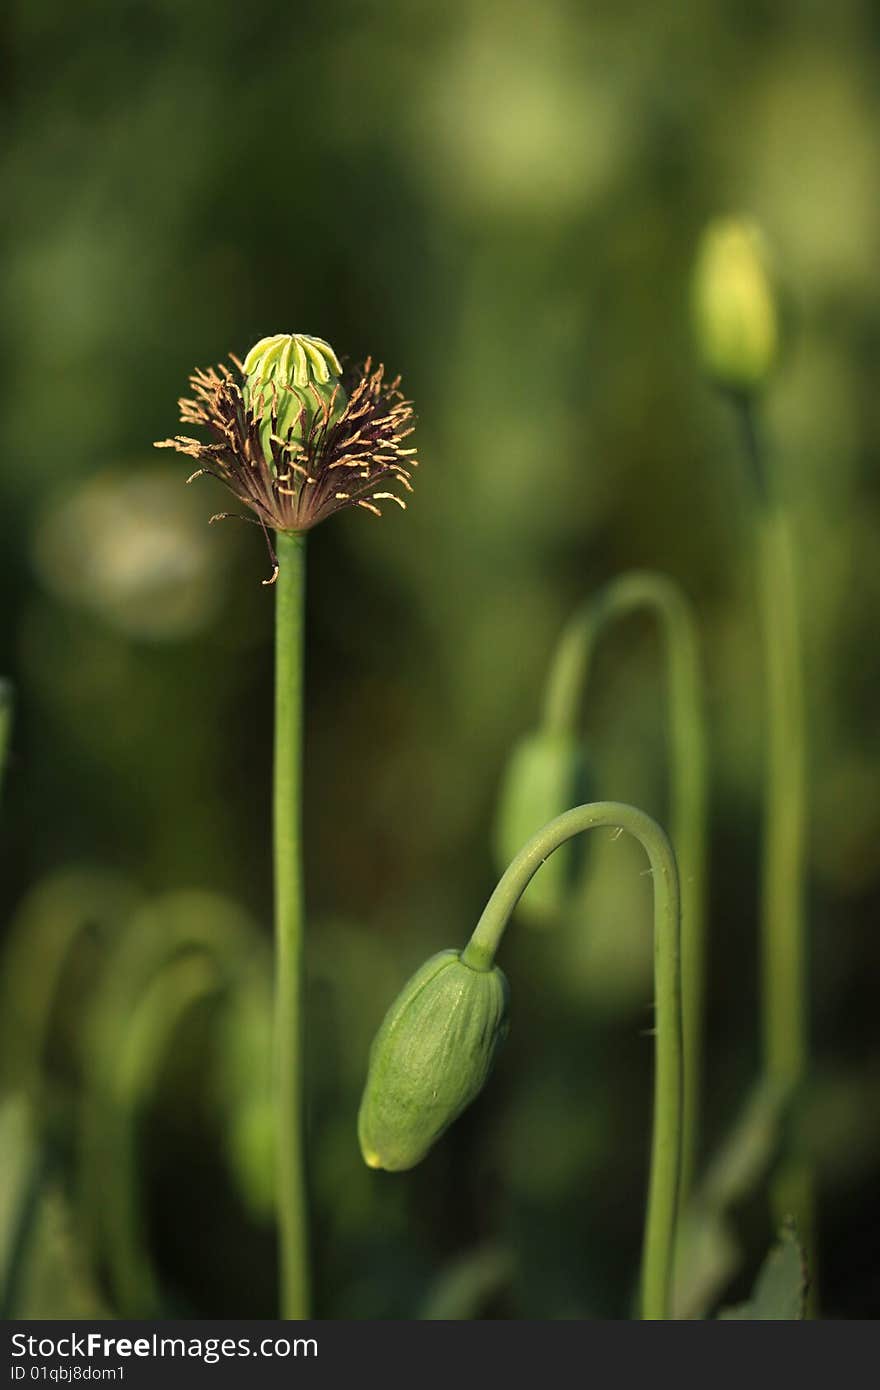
241;333;346;463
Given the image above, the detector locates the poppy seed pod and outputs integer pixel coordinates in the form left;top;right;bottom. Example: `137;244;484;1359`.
358;950;509;1172
691;218;779;394
155;337;417;548
493;729;591;924
242;332;346;460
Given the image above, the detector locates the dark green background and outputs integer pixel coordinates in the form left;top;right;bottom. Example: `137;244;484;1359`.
1;0;879;1318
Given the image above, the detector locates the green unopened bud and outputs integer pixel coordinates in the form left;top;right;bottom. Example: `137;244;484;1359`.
242;332;346;461
493;729;591;924
691;219;778;394
358;950;509;1172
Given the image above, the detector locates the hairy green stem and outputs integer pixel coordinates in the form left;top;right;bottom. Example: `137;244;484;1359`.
462;802;682;1320
739;404;812;1260
542;574;706;1202
274;530;310;1319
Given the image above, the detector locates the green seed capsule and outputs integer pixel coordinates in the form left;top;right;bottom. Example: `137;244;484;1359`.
493;729;591;924
241;332;346;463
358;950;509;1172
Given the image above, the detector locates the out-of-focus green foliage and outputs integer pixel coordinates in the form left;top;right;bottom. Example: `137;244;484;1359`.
673;1080;787;1320
718;1224;807;1320
493;730;592;924
0;683;12;801
1;0;879;1318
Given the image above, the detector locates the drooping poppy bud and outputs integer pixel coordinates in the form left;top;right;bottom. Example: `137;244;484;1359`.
358;950;509;1172
493;729;591;924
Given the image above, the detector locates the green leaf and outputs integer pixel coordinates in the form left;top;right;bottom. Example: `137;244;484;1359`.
673;1079;787;1319
717;1224;807;1320
0;1095;110;1319
418;1245;514;1320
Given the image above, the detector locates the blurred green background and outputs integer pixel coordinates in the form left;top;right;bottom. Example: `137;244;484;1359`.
1;0;879;1319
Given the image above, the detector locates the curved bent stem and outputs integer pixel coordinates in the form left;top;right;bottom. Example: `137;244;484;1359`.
95;956;222;1314
76;893;265;1305
462;801;682;1321
541;574;706;1204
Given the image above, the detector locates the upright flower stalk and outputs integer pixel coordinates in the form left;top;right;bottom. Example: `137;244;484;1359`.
541;573;706;1202
740;404;811;1244
273;530;309;1317
692;220;813;1260
360;802;683;1321
157;333;418;1319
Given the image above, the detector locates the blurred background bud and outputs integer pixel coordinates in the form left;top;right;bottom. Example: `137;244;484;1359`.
359;950;509;1172
493;730;592;925
691;218;779;394
32;468;225;641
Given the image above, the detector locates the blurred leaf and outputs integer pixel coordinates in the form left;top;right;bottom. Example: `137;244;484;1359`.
492;729;591;926
15;1185;112;1320
89;954;224;1315
717;1225;807;1320
0;1095;40;1317
216;971;275;1220
0;871;138;1100
418;1244;514;1320
0;1094;110;1318
673;1079;787;1319
77;891;269;1313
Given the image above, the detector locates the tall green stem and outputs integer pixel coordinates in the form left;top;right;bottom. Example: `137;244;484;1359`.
739;404;812;1254
543;575;706;1204
274;530;310;1319
462;802;682;1320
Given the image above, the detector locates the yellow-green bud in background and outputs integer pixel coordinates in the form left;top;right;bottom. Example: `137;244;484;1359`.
242;332;346;463
691;218;779;394
493;729;591;926
358;950;509;1172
